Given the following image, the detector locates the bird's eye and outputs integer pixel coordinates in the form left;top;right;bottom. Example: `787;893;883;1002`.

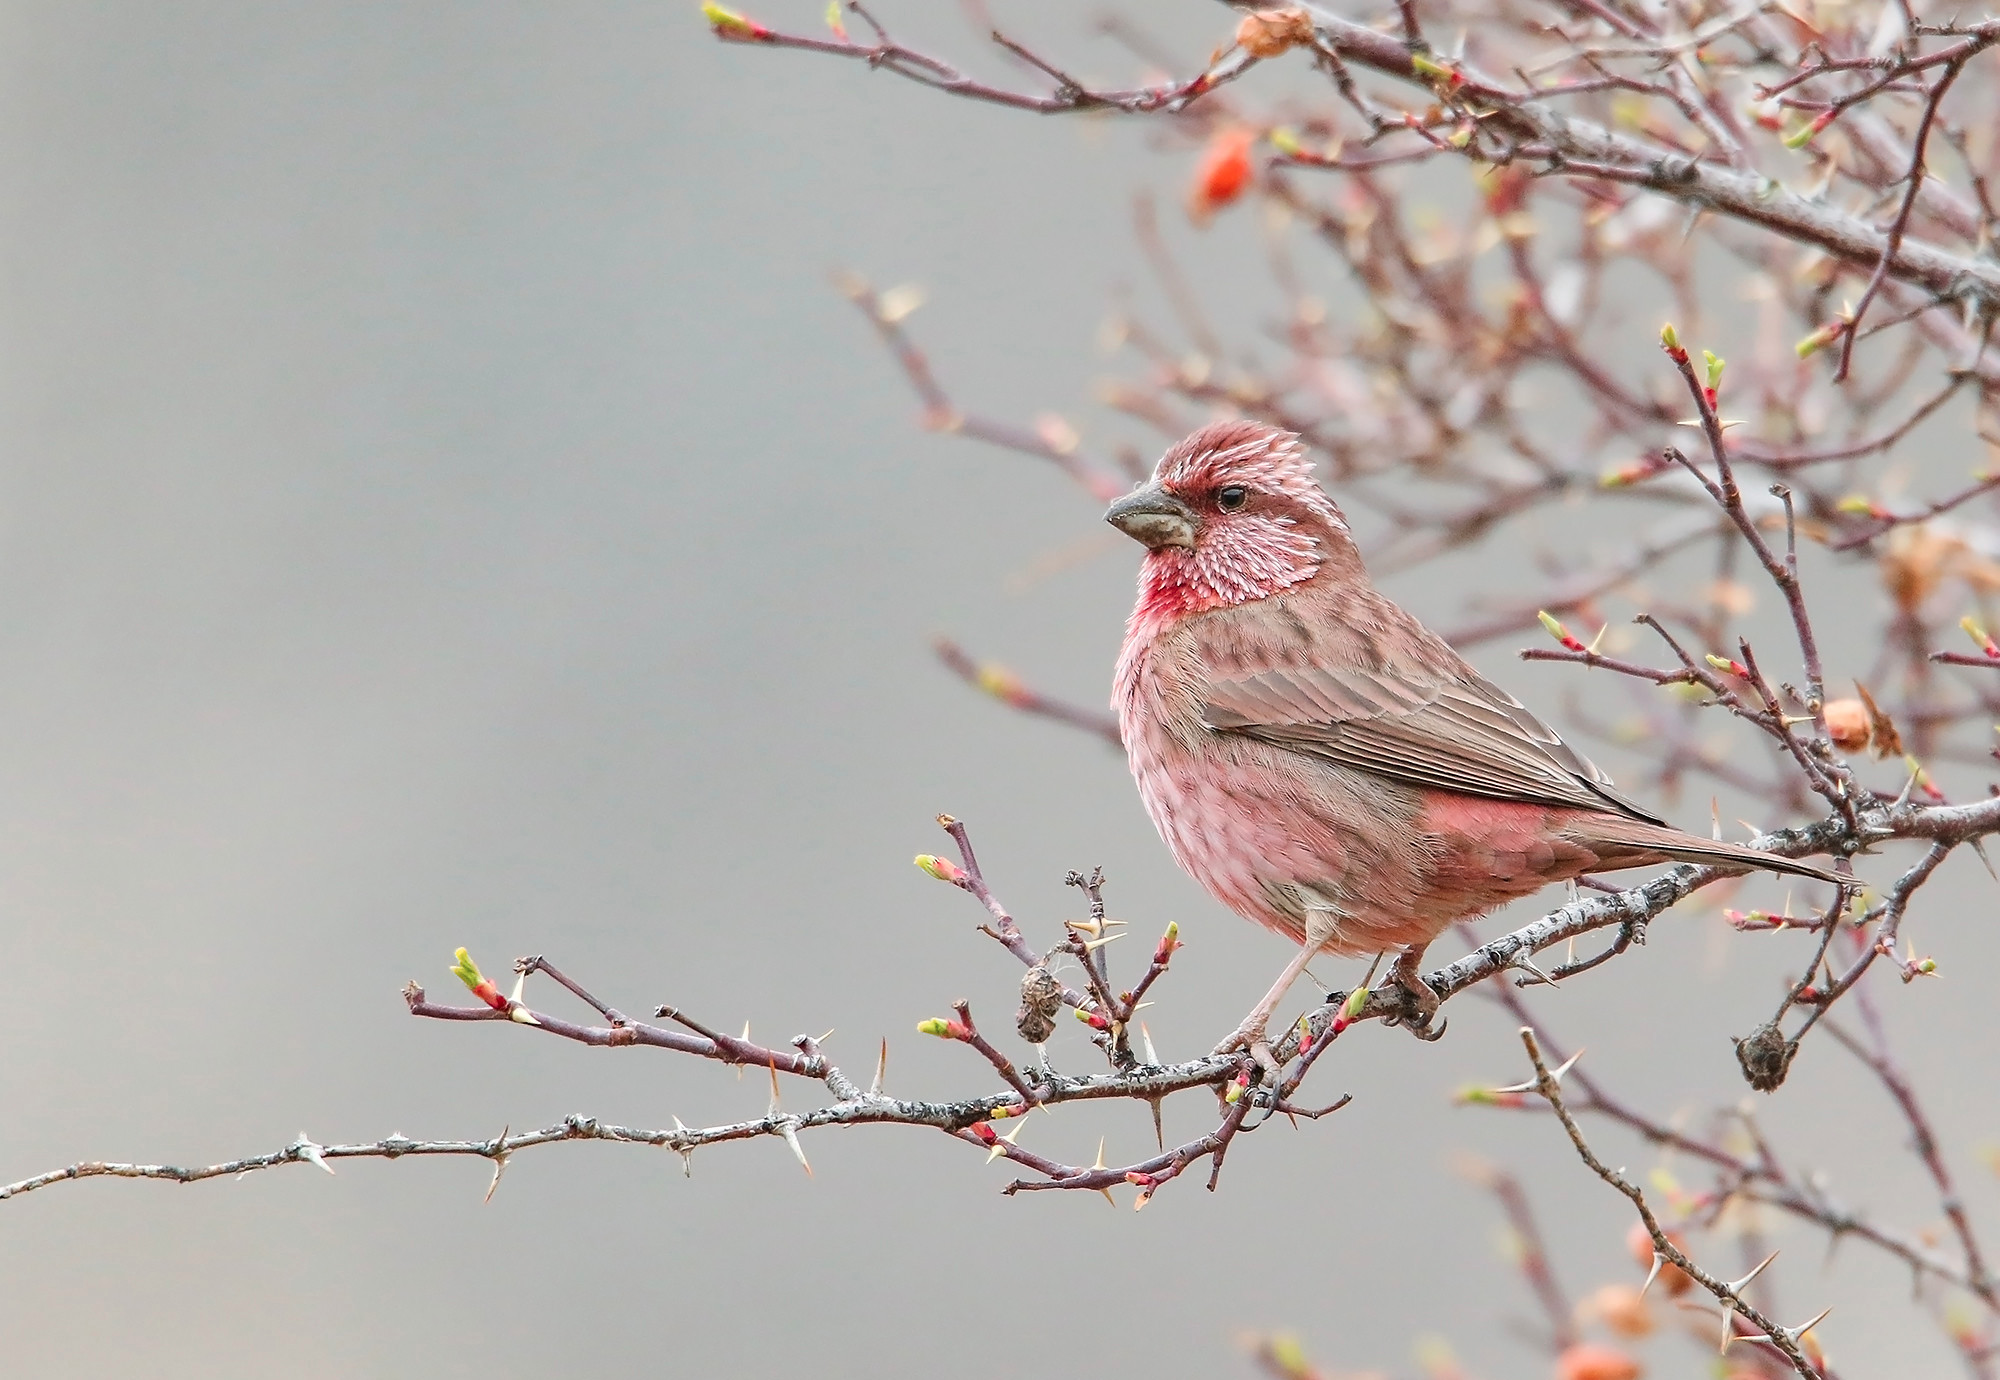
1216;485;1249;512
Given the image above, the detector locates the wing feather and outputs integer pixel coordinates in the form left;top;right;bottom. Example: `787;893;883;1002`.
1202;666;1663;823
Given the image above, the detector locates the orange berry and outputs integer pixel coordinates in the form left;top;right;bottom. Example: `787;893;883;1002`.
1579;1283;1655;1338
1189;127;1256;224
1625;1221;1694;1296
1556;1343;1642;1380
1823;697;1870;751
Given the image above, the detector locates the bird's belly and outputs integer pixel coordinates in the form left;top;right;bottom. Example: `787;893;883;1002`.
1134;751;1314;926
1125;729;1440;953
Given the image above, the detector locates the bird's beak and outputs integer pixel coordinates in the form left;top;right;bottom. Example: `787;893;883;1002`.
1104;486;1198;550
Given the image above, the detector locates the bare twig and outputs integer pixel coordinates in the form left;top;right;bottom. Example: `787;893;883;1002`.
1515;1028;1824;1378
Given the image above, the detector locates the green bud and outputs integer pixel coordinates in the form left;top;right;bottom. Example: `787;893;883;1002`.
913;854;963;883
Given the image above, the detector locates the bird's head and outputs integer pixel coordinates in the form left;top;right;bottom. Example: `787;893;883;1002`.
1106;421;1356;622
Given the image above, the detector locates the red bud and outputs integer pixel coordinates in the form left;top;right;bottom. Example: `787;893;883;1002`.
1188;128;1255;224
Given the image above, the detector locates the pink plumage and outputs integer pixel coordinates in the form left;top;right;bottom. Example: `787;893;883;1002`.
1106;420;1838;1047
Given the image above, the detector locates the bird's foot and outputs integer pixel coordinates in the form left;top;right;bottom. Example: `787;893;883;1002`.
1393;1006;1447;1042
1211;1022;1284;1086
1382;948;1447;1042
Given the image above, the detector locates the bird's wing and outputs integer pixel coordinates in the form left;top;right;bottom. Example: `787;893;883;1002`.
1201;665;1665;823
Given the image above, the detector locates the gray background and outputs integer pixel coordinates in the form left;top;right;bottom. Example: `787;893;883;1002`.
0;4;1989;1376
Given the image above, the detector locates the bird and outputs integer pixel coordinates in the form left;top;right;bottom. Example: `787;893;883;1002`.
1106;419;1842;1059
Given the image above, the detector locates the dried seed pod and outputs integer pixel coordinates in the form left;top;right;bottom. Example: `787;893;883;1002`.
1235;7;1313;58
1016;965;1061;1045
1733;1020;1799;1092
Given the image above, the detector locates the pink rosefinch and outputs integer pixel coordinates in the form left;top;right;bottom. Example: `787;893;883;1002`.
1106;421;1841;1054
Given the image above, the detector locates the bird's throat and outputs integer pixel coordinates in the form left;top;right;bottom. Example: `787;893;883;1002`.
1130;523;1321;632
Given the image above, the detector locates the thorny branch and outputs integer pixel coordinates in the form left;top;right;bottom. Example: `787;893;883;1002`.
716;3;2000;307
1479;981;1996;1310
0;838;1308;1209
1514;1027;1826;1379
9;787;1991;1219
707;1;1257;116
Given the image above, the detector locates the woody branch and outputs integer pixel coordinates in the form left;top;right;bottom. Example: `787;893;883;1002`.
7;782;1993;1214
1512;1027;1827;1380
711;3;2000;310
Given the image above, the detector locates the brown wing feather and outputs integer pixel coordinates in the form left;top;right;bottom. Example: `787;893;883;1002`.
1564;814;1843;884
1202;666;1666;824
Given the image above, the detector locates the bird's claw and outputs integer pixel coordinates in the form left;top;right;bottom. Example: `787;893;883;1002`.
1381;978;1446;1041
1380;947;1446;1041
1212;1025;1285;1089
1382;1007;1448;1041
1402;1012;1448;1042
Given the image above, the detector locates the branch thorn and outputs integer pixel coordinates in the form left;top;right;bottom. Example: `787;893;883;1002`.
483;1125;511;1204
1724;1247;1781;1295
295;1134;333;1176
986;1120;1024;1164
780;1121;813;1178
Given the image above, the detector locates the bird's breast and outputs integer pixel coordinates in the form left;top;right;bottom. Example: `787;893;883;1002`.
1119;631;1393;937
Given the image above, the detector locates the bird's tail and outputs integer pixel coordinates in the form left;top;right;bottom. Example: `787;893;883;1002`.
1561;816;1844;885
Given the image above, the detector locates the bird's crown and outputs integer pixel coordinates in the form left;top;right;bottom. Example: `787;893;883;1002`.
1154;420;1344;530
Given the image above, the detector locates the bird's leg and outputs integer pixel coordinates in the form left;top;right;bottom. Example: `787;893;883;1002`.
1212;910;1339;1080
1211;939;1315;1051
1384;942;1445;1040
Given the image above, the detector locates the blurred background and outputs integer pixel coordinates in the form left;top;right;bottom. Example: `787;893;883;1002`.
0;3;1992;1376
